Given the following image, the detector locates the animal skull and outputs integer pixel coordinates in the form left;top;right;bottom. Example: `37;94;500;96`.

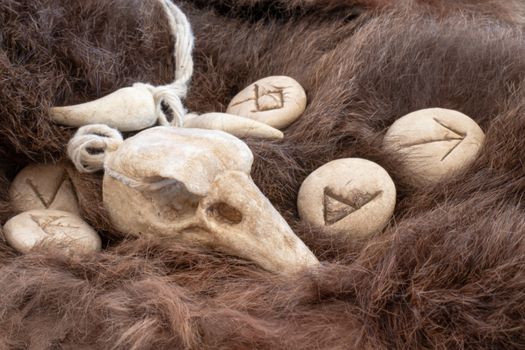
102;127;319;274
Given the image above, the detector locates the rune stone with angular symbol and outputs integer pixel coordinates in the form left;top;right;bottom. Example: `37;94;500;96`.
227;76;307;129
383;108;485;186
298;158;396;238
9;163;80;214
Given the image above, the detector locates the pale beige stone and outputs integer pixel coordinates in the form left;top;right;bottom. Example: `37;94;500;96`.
298;158;396;238
383;108;485;185
184;113;284;139
50;85;156;132
226;76;307;129
10;163;80;214
3;209;101;254
102;127;318;274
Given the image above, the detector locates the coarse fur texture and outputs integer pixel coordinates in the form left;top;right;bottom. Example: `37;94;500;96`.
1;0;525;348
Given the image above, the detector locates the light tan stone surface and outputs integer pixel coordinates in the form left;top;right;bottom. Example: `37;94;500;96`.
50;85;157;132
298;158;396;238
10;163;80;214
226;76;307;129
184;112;283;139
383;108;485;185
3;209;101;254
102;127;319;274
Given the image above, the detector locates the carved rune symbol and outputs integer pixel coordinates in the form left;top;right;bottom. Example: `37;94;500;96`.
25;169;74;208
230;84;288;112
30;214;80;236
323;187;382;226
400;118;467;161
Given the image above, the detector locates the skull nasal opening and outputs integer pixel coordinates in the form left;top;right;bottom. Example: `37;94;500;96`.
207;202;243;225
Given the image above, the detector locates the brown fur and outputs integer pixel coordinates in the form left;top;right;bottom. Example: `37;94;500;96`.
1;0;525;348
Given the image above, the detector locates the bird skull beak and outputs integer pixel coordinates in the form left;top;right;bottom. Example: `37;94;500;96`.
198;170;319;274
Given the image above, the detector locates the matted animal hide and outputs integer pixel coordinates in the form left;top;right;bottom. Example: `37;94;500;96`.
1;0;525;348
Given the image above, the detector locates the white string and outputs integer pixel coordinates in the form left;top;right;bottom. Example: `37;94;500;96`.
139;0;195;128
67;125;123;173
67;1;194;173
54;0;194;129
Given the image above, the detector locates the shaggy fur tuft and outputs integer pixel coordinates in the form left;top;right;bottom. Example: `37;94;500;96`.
1;0;525;348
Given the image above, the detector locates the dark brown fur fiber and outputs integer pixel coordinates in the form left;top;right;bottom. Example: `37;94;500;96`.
1;0;525;348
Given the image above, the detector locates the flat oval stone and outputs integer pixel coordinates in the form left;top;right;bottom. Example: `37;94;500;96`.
298;158;396;238
383;108;485;185
226;76;307;129
9;163;80;214
3;209;101;254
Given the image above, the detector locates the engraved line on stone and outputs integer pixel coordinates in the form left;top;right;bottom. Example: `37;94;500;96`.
254;84;286;112
254;84;285;112
229;84;290;112
323;187;382;226
254;84;262;111
25;169;70;208
433;118;468;162
65;168;80;205
399;137;463;148
398;118;467;162
30;214;80;236
433;118;467;138
439;139;462;161
229;96;255;107
26;179;51;208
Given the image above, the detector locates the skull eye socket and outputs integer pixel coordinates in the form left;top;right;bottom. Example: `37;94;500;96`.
207;202;243;225
141;180;201;221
